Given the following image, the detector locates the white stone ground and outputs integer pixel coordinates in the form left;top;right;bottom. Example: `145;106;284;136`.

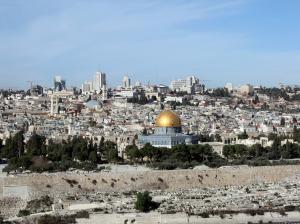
76;212;300;224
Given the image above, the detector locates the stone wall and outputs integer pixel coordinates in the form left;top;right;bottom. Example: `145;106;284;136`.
1;165;300;201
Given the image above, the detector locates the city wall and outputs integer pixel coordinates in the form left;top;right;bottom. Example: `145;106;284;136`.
1;165;300;201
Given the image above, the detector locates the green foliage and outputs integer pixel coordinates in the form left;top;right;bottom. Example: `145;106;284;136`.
0;139;3;153
125;144;141;162
257;87;290;101
1;131;24;159
126;143;226;169
293;127;300;143
3;155;33;172
238;130;249;140
127;95;148;105
26;133;46;156
17;209;31;217
2;134;120;172
37;215;76;224
88;151;98;164
135;191;159;212
100;140;120;162
208;88;230;97
280;117;286;126
25;196;53;214
222;137;300;166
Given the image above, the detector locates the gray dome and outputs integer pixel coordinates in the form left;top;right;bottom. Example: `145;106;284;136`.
86;100;101;109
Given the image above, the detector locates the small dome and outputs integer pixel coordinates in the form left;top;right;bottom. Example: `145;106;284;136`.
155;110;181;127
86;100;101;109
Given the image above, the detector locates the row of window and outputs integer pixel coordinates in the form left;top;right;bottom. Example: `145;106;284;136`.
151;140;184;145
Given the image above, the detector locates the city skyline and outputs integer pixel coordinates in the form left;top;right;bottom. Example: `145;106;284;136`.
1;0;300;89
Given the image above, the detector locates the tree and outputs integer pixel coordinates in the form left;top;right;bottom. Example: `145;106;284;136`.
171;144;191;163
135;191;159;212
26;133;46;156
268;137;281;160
88;151;98;164
142;128;147;135
125;145;140;162
238;130;248;140
209;88;230;97
98;136;105;154
0;139;3;157
1;131;24;159
293;127;300;143
280;117;286;126
103;141;119;162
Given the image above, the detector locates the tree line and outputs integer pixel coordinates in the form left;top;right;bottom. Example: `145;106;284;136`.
1;128;300;172
0;131;120;172
125;143;226;169
223;135;300;166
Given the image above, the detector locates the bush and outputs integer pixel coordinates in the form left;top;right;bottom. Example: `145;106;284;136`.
247;157;271;166
25;196;53;214
17;209;30;217
135;191;159;212
284;205;296;211
199;212;209;218
92;179;97;185
73;210;90;219
37;215;76;224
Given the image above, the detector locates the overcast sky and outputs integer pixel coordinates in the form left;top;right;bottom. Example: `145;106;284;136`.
0;0;300;89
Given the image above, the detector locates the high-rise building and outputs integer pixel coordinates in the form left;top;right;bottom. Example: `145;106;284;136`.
170;75;203;94
54;76;66;92
135;81;141;87
123;75;131;88
225;83;234;92
93;72;106;92
186;75;199;87
82;81;93;93
239;84;254;96
81;71;108;94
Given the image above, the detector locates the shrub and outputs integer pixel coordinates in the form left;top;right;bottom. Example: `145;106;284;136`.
199;212;209;218
92;179;97;185
284;205;296;211
102;178;107;183
25;196;53;213
135;191;159;212
73;210;89;219
37;215;76;224
17;209;30;217
158;177;164;182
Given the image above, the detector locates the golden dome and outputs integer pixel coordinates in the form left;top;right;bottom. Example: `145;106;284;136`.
155;110;181;127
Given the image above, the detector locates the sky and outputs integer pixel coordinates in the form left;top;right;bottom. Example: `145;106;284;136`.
0;0;300;89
